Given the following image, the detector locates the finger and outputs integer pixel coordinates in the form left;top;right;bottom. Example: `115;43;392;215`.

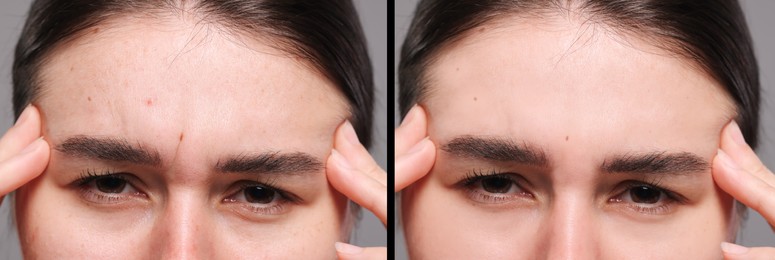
721;242;775;260
394;137;435;192
334;121;385;186
713;149;775;227
327;149;387;225
0;137;50;195
395;105;428;154
335;242;386;260
719;121;775;187
0;105;44;161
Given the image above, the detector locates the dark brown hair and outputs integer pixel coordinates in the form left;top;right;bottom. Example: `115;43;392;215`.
14;0;374;147
399;0;760;149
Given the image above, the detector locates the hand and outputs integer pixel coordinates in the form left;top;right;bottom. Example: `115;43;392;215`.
394;105;435;192
0;105;50;205
326;120;387;260
712;121;775;259
325;105;435;260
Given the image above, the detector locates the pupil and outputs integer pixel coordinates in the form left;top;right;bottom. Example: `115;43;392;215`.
630;186;661;204
95;177;126;193
481;177;512;193
245;186;275;204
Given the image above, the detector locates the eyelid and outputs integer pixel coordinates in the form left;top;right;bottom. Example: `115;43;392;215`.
73;168;149;191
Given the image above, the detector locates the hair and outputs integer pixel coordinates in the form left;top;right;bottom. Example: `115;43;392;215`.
399;0;760;150
13;0;374;148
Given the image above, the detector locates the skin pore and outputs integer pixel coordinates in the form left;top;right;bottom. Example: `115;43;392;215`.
401;14;738;259
14;12;351;259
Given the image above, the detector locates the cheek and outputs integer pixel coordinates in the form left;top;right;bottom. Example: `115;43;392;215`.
402;172;540;259
16;175;144;258
226;184;347;258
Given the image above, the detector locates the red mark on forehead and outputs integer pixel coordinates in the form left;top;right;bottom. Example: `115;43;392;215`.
145;99;153;106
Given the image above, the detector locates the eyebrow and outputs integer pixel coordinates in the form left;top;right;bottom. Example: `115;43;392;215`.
56;136;162;166
601;151;709;175
56;136;323;175
215;152;323;175
441;135;548;167
442;135;709;176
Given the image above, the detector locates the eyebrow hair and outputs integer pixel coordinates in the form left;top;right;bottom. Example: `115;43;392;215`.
55;136;162;166
215;152;323;175
441;135;548;166
601;151;709;175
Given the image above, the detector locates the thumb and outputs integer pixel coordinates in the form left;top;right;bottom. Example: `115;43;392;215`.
335;242;386;260
721;242;775;259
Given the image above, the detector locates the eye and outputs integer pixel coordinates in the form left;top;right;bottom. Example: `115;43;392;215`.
240;186;281;204
223;182;298;216
628;185;662;204
478;175;519;194
459;171;533;205
609;182;685;215
94;176;128;193
76;172;146;204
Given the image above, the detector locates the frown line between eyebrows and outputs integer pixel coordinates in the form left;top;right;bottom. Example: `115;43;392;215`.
216;152;323;175
441;135;549;167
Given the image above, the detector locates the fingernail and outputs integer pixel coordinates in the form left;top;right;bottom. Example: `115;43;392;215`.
20;137;44;155
406;137;430;155
14;105;33;127
400;105;418;128
331;149;354;170
341;121;360;145
721;242;748;255
335;242;363;254
717;149;740;170
728;121;746;145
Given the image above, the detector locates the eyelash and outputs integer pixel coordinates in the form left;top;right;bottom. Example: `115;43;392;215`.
73;169;300;216
456;170;687;215
74;169;146;204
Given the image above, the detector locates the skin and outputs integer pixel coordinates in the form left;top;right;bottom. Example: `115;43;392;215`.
395;15;774;259
0;13;387;259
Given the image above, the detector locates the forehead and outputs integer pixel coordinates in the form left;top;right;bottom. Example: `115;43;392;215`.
36;16;347;158
424;18;734;156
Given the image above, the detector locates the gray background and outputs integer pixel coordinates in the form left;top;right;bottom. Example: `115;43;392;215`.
394;0;775;259
0;0;386;258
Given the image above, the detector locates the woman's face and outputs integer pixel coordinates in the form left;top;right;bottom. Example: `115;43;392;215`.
15;16;349;259
402;17;737;259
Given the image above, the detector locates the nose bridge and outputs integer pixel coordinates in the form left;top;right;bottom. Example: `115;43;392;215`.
544;192;598;260
154;188;213;259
